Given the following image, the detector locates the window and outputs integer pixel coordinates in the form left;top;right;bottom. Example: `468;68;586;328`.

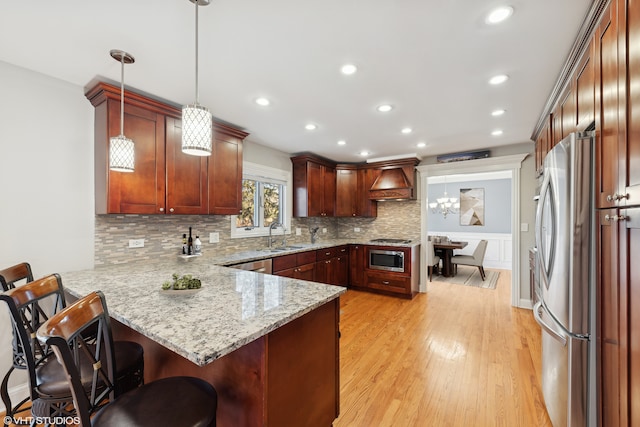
231;162;291;239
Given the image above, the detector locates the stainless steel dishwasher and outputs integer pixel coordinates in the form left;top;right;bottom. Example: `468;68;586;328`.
228;258;272;274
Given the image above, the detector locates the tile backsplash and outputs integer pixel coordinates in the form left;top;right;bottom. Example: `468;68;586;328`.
94;200;421;266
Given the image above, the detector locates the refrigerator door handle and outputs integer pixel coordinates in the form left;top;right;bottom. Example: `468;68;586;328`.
533;302;568;346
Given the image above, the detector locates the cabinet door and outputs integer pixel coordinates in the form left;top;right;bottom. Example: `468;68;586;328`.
349;245;365;287
576;37;595;131
336;168;357;217
623;208;640;426
322;165;336;217
208;134;243;215
165;117;208;214
561;87;577;139
307;162;325;217
597;209;621;427
626;0;640;205
334;254;349;286
595;3;621;208
104;99;166;214
295;263;316;281
356;168;377;217
315;259;331;284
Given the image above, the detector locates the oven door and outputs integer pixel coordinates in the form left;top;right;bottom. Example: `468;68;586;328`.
368;249;405;273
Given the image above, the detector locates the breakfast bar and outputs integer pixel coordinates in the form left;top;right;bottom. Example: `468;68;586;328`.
60;260;346;427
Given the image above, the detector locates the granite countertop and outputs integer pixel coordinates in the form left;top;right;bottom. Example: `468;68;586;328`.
60;260;346;367
209;238;420;267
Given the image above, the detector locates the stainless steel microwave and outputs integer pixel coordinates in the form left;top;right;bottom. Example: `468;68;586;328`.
368;249;405;273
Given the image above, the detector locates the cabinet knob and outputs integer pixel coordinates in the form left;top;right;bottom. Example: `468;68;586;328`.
382;281;390;285
605;214;628;222
607;193;630;202
159;208;164;212
169;208;175;213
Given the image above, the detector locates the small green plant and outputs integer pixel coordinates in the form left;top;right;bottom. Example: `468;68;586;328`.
161;273;202;290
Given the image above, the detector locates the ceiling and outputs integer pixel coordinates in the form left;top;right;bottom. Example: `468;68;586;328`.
0;1;591;163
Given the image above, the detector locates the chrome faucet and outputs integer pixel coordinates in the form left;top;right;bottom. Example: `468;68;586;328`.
268;222;285;248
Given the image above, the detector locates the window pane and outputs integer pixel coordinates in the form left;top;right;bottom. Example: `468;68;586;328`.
263;183;281;227
237;179;257;228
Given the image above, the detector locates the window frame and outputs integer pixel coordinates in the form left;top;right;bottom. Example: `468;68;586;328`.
230;161;292;239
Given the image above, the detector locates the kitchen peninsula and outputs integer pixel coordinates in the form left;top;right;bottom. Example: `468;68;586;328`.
60;260;345;427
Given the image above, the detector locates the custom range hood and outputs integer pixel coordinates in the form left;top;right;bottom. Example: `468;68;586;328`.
368;157;420;201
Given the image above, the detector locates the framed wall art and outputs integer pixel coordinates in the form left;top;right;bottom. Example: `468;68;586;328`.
459;188;484;226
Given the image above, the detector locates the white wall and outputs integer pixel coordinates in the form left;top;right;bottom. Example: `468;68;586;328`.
0;61;94;409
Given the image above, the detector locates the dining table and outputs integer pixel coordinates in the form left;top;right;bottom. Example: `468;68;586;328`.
433;240;468;277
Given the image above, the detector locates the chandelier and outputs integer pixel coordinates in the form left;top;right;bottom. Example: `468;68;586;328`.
429;177;460;218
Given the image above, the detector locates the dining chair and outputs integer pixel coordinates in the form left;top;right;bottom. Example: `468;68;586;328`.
37;291;218;427
0;262;35;421
426;240;441;281
0;274;144;424
451;240;489;280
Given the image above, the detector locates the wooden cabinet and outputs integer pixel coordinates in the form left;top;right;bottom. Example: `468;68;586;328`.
272;251;317;281
335;167;377;217
625;0;640;206
314;246;348;286
89;83;169;214
363;245;419;299
292;155;336;217
87;82;247;215
348;244;366;288
535;116;552;176
595;2;624;209
576;37;596;131
208;126;248;215
165;117;209;214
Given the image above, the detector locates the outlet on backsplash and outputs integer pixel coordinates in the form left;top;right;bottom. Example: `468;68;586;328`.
209;232;220;243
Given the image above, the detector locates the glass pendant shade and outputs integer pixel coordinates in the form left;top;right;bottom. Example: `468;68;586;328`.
182;104;213;155
182;0;212;156
109;135;135;172
109;49;135;172
430;177;460;218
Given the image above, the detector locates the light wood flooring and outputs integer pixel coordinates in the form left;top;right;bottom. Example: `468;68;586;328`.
334;269;553;427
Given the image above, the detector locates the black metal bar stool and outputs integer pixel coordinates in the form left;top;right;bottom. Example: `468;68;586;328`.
37;291;217;427
1;262;35;423
0;274;144;425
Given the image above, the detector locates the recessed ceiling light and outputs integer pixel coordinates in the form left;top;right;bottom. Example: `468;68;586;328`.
401;127;413;134
491;109;506;116
255;97;270;106
337;140;347;146
492;130;503;136
341;64;358;75
377;104;393;113
486;6;514;24
305;123;317;130
416;142;426;148
359;150;370;156
489;74;509;85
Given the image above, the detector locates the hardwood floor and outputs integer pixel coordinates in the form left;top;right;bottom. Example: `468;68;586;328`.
334;270;552;427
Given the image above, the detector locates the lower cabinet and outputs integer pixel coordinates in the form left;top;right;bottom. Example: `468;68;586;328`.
271;244;418;299
273;251;317;280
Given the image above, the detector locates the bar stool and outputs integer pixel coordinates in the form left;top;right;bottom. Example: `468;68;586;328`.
37;291;218;427
0;274;144;423
0;262;34;422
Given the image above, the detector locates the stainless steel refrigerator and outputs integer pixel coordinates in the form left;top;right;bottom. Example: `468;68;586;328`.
533;131;596;427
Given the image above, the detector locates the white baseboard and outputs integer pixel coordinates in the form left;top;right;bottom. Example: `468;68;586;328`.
0;382;29;413
519;298;534;309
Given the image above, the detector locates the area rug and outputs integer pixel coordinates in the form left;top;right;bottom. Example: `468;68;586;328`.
433;265;499;289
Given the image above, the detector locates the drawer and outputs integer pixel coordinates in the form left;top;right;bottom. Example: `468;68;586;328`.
365;271;411;294
272;254;297;272
316;247;337;261
296;250;317;265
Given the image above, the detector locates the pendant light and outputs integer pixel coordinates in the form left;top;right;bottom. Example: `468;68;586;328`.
182;0;213;156
109;50;136;172
429;176;460;219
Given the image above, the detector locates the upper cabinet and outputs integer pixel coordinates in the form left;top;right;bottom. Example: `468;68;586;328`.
292;154;336;217
86;82;247;215
208;125;248;215
335;166;377;218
